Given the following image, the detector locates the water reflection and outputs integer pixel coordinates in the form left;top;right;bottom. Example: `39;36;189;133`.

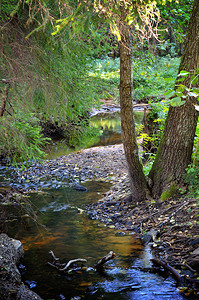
46;111;144;160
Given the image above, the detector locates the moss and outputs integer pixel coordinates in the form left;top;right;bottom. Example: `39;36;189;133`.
160;184;178;201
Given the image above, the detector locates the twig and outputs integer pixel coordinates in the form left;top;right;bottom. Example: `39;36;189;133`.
178;263;197;273
158;200;192;227
49;250;59;262
59;259;87;271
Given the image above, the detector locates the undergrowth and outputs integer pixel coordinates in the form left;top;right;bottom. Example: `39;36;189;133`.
88;53;180;102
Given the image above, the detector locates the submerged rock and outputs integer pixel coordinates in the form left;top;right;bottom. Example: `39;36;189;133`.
74;184;88;192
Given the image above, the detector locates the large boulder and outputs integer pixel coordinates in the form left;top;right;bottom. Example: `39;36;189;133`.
0;233;42;300
0;233;24;282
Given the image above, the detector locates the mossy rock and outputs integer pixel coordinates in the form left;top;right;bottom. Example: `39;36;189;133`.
160;184;178;201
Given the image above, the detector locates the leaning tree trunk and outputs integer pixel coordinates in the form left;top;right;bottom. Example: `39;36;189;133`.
119;4;148;202
149;0;199;198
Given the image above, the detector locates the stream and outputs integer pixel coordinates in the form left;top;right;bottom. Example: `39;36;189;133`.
1;110;185;300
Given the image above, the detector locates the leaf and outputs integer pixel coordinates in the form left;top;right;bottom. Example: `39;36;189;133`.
110;21;121;41
190;76;198;85
164;78;174;82
177;70;190;77
170;97;185;107
176;77;185;82
188;92;198;98
164;90;175;99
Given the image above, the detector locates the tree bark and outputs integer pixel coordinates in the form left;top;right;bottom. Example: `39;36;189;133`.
149;0;199;198
119;4;148;202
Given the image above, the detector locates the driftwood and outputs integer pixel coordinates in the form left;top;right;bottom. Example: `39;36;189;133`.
151;258;199;287
48;250;87;272
48;250;116;273
94;251;116;270
59;259;87;271
151;258;181;281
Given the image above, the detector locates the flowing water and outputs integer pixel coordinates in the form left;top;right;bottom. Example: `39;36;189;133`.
4;183;184;300
0;110;186;299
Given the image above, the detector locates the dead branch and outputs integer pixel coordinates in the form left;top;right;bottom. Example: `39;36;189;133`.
59;259;87;272
151;258;181;281
151;258;199;287
178;263;197;273
48;250;116;273
158;200;192;228
49;250;59;262
94;251;116;270
48;250;87;272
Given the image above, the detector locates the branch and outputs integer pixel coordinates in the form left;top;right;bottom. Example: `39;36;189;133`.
48;250;116;273
151;258;181;281
59;259;87;271
94;251;116;270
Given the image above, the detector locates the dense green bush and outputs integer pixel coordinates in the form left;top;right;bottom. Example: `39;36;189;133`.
0;112;50;163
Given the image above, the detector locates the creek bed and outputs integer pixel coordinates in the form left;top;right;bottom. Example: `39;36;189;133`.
0;109;186;299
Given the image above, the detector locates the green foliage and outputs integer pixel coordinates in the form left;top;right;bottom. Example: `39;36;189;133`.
157;0;193;44
67;124;100;150
89;53;180;102
193;123;199;163
132;52;180;100
165;68;199;107
0;112;50;164
0;9;109;162
183;124;199;198
183;164;199;198
143;154;156;176
0;0;19;21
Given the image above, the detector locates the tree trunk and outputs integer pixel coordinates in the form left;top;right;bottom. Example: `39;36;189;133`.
149;0;199;198
119;4;148;202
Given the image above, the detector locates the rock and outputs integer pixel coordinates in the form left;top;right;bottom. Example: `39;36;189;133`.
16;283;42;300
0;233;23;282
190;237;199;246
0;233;43;300
141;229;159;244
187;247;199;271
74;184;88;192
